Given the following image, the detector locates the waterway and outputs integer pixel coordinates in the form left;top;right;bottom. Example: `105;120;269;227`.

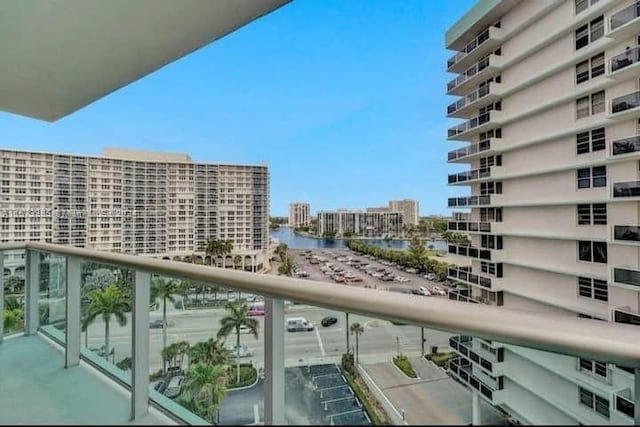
270;227;447;251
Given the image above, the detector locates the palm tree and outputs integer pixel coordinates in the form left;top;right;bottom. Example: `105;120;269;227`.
350;322;365;367
189;338;231;366
183;363;228;422
162;341;190;372
217;302;258;383
151;276;179;373
219;240;234;268
82;285;130;361
3;295;23;333
233;255;242;270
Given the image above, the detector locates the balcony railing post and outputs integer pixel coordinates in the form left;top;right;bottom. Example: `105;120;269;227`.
635;368;640;425
264;297;286;425
25;249;40;335
131;270;150;421
65;256;81;368
0;250;4;343
472;389;480;425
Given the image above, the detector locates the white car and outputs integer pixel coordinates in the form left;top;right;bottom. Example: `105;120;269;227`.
432;286;447;296
418;286;432;296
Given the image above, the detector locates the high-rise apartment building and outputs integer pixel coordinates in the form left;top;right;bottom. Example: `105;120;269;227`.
446;0;639;424
317;209;403;237
288;202;311;227
0;147;269;270
389;199;420;226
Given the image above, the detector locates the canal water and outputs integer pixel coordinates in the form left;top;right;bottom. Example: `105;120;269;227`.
270;227;447;251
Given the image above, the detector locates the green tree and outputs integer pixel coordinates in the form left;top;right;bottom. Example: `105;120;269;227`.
4;275;24;293
407;236;428;271
3;295;23;333
350;322;365;368
151;276;179;372
183;363;228;422
82;285;130;361
233;255;242;270
162;341;190;372
217;303;259;383
189;338;231;366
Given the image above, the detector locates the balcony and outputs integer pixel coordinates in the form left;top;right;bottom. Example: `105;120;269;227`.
613;225;640;244
447;195;491;208
448;220;492;233
612;180;640;199
612;266;640;289
608;1;640;40
447;83;504;118
448;357;500;401
448;139;494;162
610;135;640;158
615;391;635;420
610;90;640;120
448;167;491;185
448;244;492;261
448;110;504;141
448;266;493;289
446;54;504;96
608;46;640;81
447;26;503;73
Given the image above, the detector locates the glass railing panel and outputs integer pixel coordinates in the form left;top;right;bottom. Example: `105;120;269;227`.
611;136;640;156
38;253;67;340
610;46;640;73
2;249;26;337
80;260;132;384
613;181;640;198
613;267;640;288
614;225;640;242
611;91;640;114
610;1;640;31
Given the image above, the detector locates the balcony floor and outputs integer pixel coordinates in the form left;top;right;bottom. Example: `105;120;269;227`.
0;334;172;425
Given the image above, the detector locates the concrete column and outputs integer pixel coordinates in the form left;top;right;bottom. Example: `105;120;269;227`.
65;256;81;368
0;251;4;342
25;250;40;335
472;390;481;425
635;368;640;425
131;270;150;421
264;297;285;425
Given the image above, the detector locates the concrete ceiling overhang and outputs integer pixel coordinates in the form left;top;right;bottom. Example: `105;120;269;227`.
0;0;291;122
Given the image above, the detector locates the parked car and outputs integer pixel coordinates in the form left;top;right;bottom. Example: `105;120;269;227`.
321;316;338;327
150;379;166;393
418;286;432;296
432;286;447;296
164;375;185;399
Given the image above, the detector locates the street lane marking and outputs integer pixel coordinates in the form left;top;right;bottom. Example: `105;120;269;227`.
253;404;259;424
315;328;326;356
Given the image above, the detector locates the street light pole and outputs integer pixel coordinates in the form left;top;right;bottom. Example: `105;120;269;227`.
421;328;425;357
345;312;350;353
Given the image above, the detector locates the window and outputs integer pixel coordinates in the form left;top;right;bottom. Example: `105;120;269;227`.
575;16;604;50
577;203;607;225
576;96;590;119
576;60;590;84
578;276;608;301
576;53;605;84
577;128;606;154
577;166;606;188
578;240;607;263
575;0;600;14
591;53;604;78
579;358;608;378
579;387;610;418
591;90;605;114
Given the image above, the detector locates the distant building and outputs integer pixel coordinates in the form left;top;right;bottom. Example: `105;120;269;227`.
317;210;403;237
389;199;419;227
288;202;311;227
366;206;390;213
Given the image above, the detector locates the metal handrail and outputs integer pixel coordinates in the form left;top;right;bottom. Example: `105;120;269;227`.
2;241;640;366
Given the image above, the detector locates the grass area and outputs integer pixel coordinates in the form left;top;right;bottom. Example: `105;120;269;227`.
227;364;258;389
341;353;390;425
393;355;417;378
425;352;457;368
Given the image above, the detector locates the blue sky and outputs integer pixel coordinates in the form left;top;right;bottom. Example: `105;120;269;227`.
0;0;475;217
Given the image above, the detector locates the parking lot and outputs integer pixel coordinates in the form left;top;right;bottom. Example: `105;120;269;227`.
292;248;453;297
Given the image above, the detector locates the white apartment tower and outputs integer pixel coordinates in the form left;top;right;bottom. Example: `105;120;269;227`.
446;0;639;424
317;210;404;237
389;199;420;226
0;147;269;270
288;202;311;227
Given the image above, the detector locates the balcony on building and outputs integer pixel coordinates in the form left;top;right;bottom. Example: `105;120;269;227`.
448;138;499;163
448;244;492;261
448;266;494;289
610;90;640;120
448;167;492;185
612;180;640;199
612;225;640;245
447;26;503;73
608;0;640;40
446;54;504;96
448;110;504;141
447;82;504;118
608;46;640;81
612;266;640;290
448;220;492;233
447;195;491;208
610;135;640;158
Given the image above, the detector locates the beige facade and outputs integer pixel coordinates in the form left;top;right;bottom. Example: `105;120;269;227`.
317;210;404;237
0;148;269;268
446;0;640;424
288;202;311;227
389;199;419;226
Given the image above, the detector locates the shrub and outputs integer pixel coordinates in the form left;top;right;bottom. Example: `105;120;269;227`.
393;355;417;378
426;351;457;367
341;352;355;376
227;365;257;389
149;369;165;381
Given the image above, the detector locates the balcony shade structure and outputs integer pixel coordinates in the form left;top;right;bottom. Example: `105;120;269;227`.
0;0;291;121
